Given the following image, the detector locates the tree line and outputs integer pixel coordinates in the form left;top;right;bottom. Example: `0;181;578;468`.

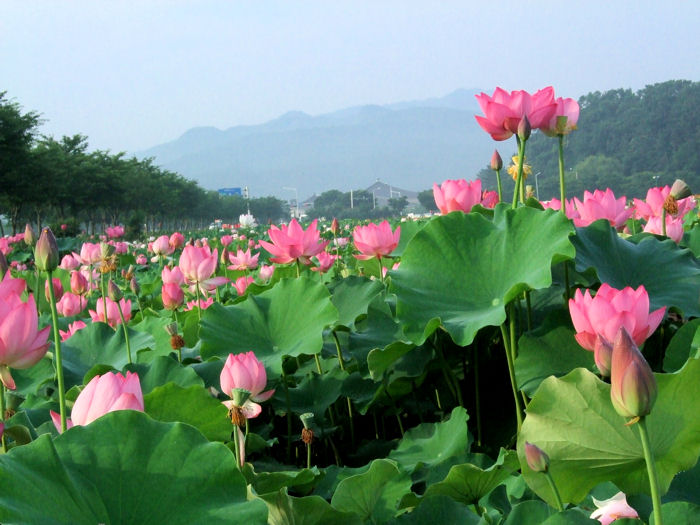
0;92;286;237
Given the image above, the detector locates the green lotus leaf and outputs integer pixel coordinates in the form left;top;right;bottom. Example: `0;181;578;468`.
392;206;574;346
395;495;480;524
0;411;268;524
200;277;338;375
125;355;204;394
329;275;384;329
518;360;700;506
259;487;361;525
663;318;700;372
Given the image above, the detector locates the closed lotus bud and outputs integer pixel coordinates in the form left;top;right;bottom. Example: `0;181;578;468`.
610;328;657;420
594;336;613;377
70;270;89;295
107;279;123;302
490;149;503;171
130;276;140;295
24;224;36;247
35;227;59;271
0;250;8;278
669;179;692;200
518;115;531;141
330;218;339;235
100;242;115;260
44;277;64;303
525;442;550;472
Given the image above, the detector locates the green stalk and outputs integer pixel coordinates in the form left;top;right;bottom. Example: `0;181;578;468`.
661;208;667;237
638;417;664;525
558;135;567;214
544;471;564;511
473;345;482;447
511;138;528;208
195;283;202;321
100;273;108;324
378;255;384;284
495;168;503;202
34;270;40;316
47;269;67;433
116;301;132;364
232;425;241;470
306;441;312;470
332;331;355;447
500;304;523;431
436;343;463;408
314;354;323;374
282;370;292;463
0;383;7;452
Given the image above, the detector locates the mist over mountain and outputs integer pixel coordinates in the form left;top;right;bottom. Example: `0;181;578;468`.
137;89;501;200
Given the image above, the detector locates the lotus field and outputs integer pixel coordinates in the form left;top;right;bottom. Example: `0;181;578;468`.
1;87;699;525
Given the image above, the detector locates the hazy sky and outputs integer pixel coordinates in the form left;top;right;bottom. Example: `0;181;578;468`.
2;1;698;153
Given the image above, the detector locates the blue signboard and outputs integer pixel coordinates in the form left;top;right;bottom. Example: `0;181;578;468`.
218;187;242;196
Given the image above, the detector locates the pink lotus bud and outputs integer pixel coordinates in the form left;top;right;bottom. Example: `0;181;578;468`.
56;293;86;317
220;352;274;420
35;228;59;271
51;371;144;431
44;277;64;303
610;328;657;419
70;270;89;295
24;224;36;247
259;265;275;282
59;254;81;271
107;280;123;302
524;442;549;472
135;254;147;265
593;336;613;377
330;218;339;235
130;276;140;295
433;179;486;214
517;114;531;141
162;283;184;310
490;149;503;171
169;232;185;250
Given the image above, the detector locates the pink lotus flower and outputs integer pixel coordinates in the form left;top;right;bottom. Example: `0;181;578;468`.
227;248;260;271
481;190;499;209
220;352;274;419
0;238;11;256
433;179;489;214
220;235;233;247
169;232;185;250
233;276;255;296
89;297;132;328
259;219;329;265
0;272;26;297
0;289;50;390
573;189;634;229
334;237;349;248
105;225;124;238
44;277;63;303
353;220;400;261
179;245;229;293
541;97;580;136
56;293;87;317
162;265;185;286
475;87;558;141
59;254;81;271
541;197;581;220
50;371;144;432
70;270;89;295
111;241;128;255
135;254;147;265
633;186;696;221
610;328;657;419
258;265;275;282
59;320;87;342
76;242;102;265
643;215;684;243
152;235;173;256
185;297;214;311
569;283;665;375
590;492;639;525
162;283;184;310
311;252;338;274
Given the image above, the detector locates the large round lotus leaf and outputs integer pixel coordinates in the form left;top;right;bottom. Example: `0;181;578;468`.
0;411;268;524
61;322;156;388
391;206;574;346
573;221;700;317
200;277;338;375
258;487;361;525
517;360;700;507
329;275;384;329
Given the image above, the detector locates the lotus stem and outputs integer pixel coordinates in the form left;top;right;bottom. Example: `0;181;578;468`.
661;208;667;237
332;331;356;447
501;304;523;432
0;383;6;452
101;273;108;325
314;354;323;374
47;269;67;433
496;168;503;202
638;417;663;525
116;301;132;365
558;135;566;214
512;138;528;208
544;471;564;511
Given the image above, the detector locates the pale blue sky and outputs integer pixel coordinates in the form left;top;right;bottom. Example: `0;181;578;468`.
2;1;698;152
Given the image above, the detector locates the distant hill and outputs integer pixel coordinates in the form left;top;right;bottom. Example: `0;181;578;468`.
137;89;497;201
